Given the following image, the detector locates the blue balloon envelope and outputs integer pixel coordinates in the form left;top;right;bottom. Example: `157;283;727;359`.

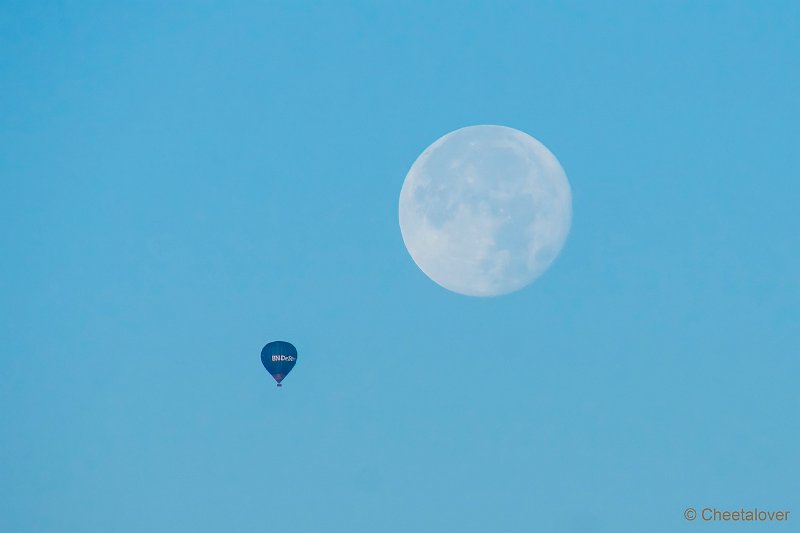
261;341;297;387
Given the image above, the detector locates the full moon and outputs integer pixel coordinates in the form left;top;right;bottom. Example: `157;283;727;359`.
399;125;572;297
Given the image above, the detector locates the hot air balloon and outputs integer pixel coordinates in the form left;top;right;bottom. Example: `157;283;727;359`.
261;341;297;387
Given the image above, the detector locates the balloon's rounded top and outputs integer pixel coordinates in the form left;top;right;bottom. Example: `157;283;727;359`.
261;340;297;356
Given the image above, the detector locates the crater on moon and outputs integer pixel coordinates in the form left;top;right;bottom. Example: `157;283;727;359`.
399;125;572;297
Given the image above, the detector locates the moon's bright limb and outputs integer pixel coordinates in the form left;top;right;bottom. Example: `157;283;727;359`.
399;125;572;297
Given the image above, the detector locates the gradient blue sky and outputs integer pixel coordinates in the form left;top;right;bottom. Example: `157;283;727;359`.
2;2;798;532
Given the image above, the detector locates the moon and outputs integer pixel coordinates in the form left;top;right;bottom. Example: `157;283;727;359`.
399;125;572;297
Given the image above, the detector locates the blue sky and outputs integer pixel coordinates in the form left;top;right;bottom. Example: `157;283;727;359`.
1;2;798;532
